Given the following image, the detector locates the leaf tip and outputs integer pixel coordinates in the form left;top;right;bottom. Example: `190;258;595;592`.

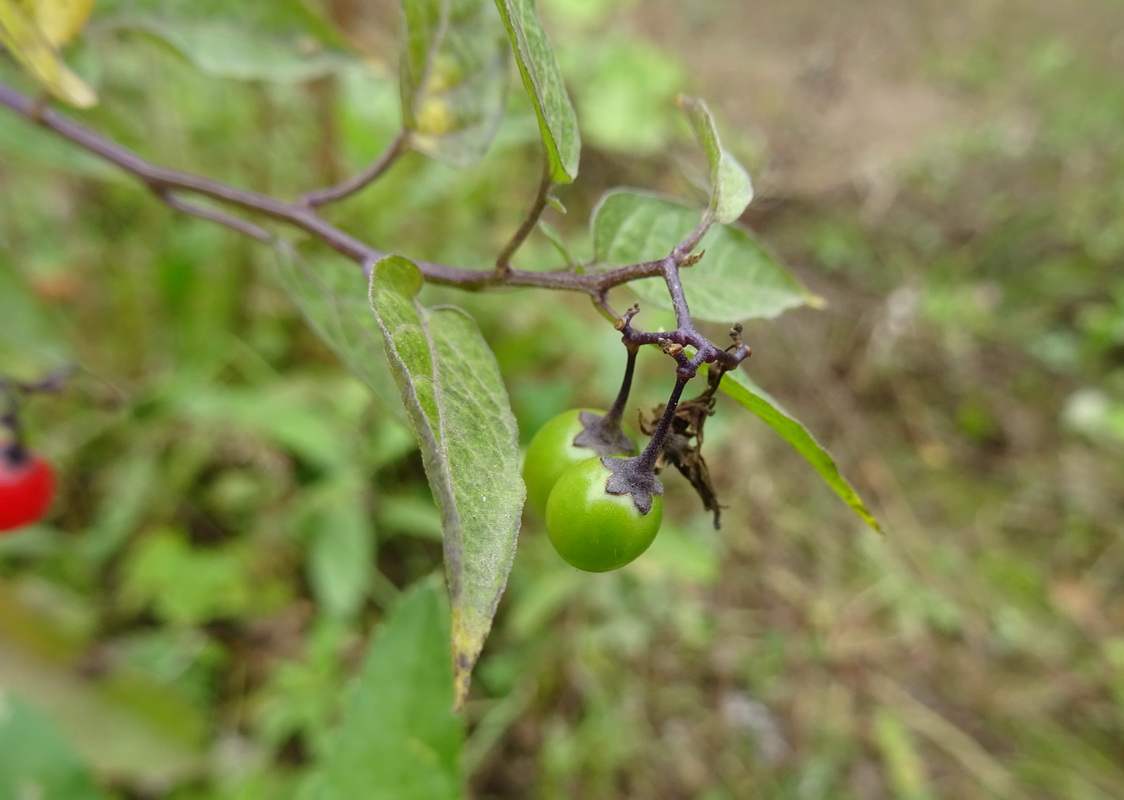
450;611;480;712
674;93;698;111
63;79;99;109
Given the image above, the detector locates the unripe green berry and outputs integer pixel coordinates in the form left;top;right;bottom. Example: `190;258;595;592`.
522;408;635;515
545;457;662;573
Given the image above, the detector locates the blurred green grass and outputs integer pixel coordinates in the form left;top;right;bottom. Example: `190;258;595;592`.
2;0;1124;798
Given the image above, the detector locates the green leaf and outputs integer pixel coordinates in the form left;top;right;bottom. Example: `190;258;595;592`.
368;256;523;708
400;0;510;168
678;95;754;225
313;577;463;800
272;243;404;415
305;475;375;620
99;0;353;83
493;0;580;182
0;692;110;800
175;385;352;469
591;190;816;322
719;369;883;534
119;528;267;626
537;219;573;265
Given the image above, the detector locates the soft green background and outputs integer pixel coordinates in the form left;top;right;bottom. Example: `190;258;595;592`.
2;0;1123;798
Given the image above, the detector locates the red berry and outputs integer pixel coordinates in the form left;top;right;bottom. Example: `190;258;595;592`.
0;450;55;532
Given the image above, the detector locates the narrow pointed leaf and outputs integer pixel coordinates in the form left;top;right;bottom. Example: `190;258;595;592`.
314;577;463;800
0;0;97;107
678;95;753;225
368;256;523;708
272;243;403;415
719;369;883;534
400;0;510;168
592;190;817;322
493;0;580;182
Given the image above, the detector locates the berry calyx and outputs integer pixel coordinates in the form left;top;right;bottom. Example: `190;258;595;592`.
522;408;636;515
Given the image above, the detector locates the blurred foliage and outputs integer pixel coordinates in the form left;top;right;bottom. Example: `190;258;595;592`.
1;0;1124;798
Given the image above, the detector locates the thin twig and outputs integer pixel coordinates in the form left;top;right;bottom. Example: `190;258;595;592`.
494;159;553;274
634;375;690;473
0;82;668;296
159;191;273;243
299;129;410;208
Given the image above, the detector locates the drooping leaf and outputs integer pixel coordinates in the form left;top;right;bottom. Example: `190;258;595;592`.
400;0;510;168
719;368;884;534
313;577;463;800
591;190;816;322
678;95;754;225
97;0;353;83
493;0;580;182
0;0;97;107
0;691;110;800
272;242;404;415
368;256;523;708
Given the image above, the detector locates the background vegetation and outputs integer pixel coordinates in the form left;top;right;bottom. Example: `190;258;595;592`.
2;0;1123;797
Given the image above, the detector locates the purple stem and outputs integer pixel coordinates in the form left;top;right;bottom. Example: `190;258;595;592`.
635;376;689;473
0;82;754;374
0;83;666;295
300;130;409;208
495;160;553;273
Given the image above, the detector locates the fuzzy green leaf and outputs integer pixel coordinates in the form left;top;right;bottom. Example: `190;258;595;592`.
719;369;883;534
492;0;580;182
313;577;463;800
368;256;523;708
592;190;816;322
400;0;510;168
678;95;754;225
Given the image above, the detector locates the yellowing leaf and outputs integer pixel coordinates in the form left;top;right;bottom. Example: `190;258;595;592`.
414;96;459;137
0;0;97;107
400;0;510;168
21;0;94;46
